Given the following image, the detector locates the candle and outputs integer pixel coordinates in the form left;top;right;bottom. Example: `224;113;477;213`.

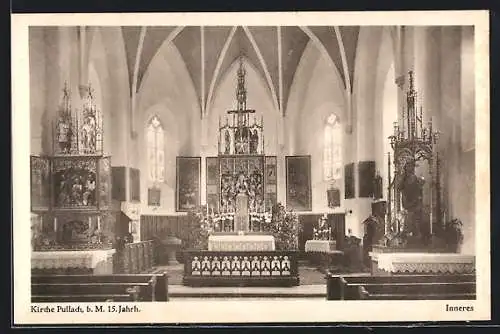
97;216;101;230
54;217;57;232
88;216;92;229
129;222;132;233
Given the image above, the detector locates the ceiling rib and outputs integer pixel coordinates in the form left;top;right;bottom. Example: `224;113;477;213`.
206;26;237;115
201;26;205;115
130;26;147;135
137;26;185;94
333;26;352;94
277;26;283;115
132;27;148;96
299;26;343;89
243;26;280;113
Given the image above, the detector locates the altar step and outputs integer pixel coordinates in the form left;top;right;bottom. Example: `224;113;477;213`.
168;284;326;300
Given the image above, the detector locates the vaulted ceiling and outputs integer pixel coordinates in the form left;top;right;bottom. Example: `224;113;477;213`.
120;26;359;114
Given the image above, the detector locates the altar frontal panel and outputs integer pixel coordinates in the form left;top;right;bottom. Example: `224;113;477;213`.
183;250;299;287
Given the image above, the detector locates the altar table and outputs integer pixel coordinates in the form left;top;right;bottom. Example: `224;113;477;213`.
305;240;337;253
208;235;275;251
32;249;116;275
369;252;475;275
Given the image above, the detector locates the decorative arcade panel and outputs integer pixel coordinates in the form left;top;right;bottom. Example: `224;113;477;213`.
183;250;299;287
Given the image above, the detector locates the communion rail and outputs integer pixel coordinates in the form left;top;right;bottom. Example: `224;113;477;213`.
183;250;300;287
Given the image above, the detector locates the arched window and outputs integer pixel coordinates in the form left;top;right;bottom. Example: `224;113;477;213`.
323;113;342;181
147;116;165;183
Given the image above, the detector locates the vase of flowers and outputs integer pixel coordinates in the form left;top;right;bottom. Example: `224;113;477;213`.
443;218;464;253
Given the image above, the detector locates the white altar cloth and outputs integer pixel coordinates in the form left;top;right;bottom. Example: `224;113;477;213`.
208;235;275;251
305;240;337;253
32;249;116;274
369;252;475;274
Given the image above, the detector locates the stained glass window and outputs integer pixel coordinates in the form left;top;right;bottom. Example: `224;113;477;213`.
147;116;165;183
324;113;342;181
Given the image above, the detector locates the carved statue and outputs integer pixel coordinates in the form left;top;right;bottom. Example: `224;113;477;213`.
224;129;231;154
395;159;425;239
57;116;72;153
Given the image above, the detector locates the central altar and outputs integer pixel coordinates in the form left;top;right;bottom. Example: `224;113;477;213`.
183;57;297;287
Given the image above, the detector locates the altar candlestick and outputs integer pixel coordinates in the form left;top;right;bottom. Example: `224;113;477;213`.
88;216;92;229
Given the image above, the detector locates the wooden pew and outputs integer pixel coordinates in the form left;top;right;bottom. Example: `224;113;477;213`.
357;283;476;300
32;272;169;303
326;273;476;300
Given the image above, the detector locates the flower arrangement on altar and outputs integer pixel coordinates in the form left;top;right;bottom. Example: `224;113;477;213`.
182;203;300;251
313;214;332;241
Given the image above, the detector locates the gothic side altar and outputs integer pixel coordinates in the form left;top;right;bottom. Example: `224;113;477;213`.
31;84;116;275
368;72;475;276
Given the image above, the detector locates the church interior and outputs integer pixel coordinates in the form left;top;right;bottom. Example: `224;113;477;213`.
29;25;477;301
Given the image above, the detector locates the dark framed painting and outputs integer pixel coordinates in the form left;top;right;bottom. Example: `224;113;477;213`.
30;155;51;211
148;188;161;206
285;155;312;211
344;163;355;199
111;166;126;201
129;168;140;202
327;188;341;208
358;160;375;198
176;157;201;212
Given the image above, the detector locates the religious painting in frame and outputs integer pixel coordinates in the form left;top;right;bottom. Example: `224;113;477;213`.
52;156;98;210
129;167;141;202
30;155;51;212
111;166;126;201
358;160;375;198
176;157;201;212
148;188;161;206
344;163;355;199
285;155;312;211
